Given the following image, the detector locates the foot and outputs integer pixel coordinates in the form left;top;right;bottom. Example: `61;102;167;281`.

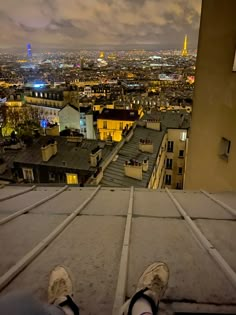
121;262;169;315
48;265;73;305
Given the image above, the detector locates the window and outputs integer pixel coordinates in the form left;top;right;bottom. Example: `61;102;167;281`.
49;172;56;182
103;121;107;129
178;167;183;174
179;150;184;158
176;182;182;189
120;122;123;130
180;131;187;141
219;137;231;160
165;174;172;185
66;173;78;185
167;141;174;152
233;51;236;71
166;158;173;169
22;168;34;182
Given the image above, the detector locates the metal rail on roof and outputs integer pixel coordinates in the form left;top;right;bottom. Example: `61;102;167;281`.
0;185;36;202
0;185;101;292
166;188;236;290
0;185;68;225
112;186;134;315
200;190;236;217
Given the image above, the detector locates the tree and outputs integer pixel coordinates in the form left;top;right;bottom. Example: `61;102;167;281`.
0;104;7;137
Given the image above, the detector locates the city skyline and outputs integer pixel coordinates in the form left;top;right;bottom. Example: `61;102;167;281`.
0;0;201;50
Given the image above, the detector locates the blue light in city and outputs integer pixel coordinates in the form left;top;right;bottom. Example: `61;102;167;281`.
34;83;46;88
40;120;48;128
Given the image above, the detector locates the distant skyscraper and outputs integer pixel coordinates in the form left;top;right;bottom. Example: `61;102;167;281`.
27;43;32;59
181;35;188;57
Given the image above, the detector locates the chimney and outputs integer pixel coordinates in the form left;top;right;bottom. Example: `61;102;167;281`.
142;158;149;172
90;146;102;167
41;139;57;162
124;159;142;180
139;139;154;153
146;119;160;131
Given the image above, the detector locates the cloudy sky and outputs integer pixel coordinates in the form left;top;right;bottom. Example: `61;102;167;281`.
0;0;201;51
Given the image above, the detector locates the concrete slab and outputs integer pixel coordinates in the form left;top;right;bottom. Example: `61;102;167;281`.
127;217;236;304
196;219;236;272
0;191;57;214
0;186;32;199
133;191;181;217
211;192;236;209
35;187;63;192
0;213;66;276
172;191;233;219
31;190;92;214
2;216;126;315
83;190;130;215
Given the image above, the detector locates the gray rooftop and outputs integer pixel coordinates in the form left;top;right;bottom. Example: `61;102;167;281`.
101;126;165;187
14;137;115;171
142;110;191;130
0;186;235;314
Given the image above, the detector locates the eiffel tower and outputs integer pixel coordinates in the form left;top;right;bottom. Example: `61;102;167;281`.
182;35;188;57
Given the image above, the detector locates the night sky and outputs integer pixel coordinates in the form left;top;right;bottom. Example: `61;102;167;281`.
0;0;201;50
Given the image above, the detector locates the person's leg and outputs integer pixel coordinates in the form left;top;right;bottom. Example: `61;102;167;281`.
120;262;169;315
48;265;79;315
0;291;64;315
0;265;79;315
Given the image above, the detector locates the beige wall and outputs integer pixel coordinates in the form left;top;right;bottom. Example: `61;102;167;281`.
165;129;187;189
185;0;236;191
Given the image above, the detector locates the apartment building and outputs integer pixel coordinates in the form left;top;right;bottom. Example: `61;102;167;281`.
97;108;139;142
99;111;190;189
185;0;236;191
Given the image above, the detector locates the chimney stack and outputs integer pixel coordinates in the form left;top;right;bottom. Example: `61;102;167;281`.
139;138;154;153
124;159;142;180
146;119;160;131
90;146;102;167
41;139;57;162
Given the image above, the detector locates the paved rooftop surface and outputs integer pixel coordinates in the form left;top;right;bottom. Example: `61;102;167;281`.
101;126;165;187
0;185;235;315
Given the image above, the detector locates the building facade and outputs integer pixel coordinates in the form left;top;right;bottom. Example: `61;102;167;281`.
185;0;236;191
97;109;139;142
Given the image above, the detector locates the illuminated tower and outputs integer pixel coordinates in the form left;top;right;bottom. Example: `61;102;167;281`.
181;35;188;57
99;51;105;59
27;43;32;59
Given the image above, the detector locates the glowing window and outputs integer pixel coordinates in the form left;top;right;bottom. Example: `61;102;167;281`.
22;168;34;182
66;173;78;185
180;131;187;141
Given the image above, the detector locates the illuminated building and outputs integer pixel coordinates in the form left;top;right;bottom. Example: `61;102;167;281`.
181;35;188;57
101;111;190;189
27;43;32;59
99;51;105;59
185;0;236;191
97;109;139;142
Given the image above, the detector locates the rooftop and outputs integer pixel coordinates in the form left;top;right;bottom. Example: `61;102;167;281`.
98;108;139;121
0;186;235;314
142;110;191;130
101;126;165;187
13;137;114;171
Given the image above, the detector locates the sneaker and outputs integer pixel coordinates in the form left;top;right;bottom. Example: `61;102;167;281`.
121;262;169;315
48;265;73;304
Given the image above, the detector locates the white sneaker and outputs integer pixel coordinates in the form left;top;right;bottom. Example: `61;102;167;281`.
48;265;73;305
121;262;169;315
